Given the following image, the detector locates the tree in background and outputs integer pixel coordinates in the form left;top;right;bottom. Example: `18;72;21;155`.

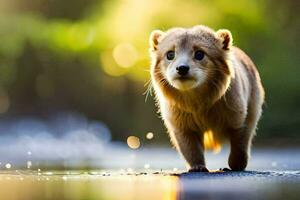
0;0;299;142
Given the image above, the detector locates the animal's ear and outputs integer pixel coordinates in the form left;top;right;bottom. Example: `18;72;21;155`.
149;30;164;51
216;29;233;50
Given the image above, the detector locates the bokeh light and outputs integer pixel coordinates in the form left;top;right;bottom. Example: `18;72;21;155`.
146;132;154;140
127;136;141;149
5;163;11;169
100;50;128;76
27;161;32;169
0;0;298;176
113;43;138;68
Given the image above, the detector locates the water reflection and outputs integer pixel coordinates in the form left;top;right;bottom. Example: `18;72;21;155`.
0;171;178;200
0;170;299;200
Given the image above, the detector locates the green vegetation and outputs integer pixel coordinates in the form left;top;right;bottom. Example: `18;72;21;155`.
0;0;299;141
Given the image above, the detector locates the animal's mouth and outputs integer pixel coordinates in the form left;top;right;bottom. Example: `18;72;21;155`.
170;76;198;91
174;76;196;81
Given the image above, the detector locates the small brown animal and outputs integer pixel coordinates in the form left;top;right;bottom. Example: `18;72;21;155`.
149;25;265;172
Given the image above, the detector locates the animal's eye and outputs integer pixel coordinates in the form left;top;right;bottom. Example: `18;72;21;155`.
166;50;175;60
194;50;205;61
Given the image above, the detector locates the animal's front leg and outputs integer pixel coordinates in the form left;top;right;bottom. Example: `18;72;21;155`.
170;130;208;172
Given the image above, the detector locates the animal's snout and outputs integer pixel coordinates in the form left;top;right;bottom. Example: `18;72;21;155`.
176;65;190;76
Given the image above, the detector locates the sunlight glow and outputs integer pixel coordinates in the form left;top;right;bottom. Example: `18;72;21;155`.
100;51;128;76
203;130;221;154
162;176;178;200
113;43;138;68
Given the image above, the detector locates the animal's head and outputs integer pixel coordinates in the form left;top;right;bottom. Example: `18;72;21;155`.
149;25;234;92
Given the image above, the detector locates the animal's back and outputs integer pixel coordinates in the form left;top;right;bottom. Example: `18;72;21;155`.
149;25;265;171
232;46;265;133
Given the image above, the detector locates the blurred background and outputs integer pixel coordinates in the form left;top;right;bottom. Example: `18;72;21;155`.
0;0;299;168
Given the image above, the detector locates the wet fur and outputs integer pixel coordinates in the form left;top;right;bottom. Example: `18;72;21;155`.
149;25;265;171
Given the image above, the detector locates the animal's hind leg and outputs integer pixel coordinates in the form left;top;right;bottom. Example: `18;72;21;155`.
228;127;253;171
228;94;263;171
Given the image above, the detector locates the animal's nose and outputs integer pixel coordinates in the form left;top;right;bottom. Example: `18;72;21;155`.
176;65;190;76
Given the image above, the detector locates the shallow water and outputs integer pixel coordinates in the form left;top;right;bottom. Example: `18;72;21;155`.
0;169;299;200
1;147;300;200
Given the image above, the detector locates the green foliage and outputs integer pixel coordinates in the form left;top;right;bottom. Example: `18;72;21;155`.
0;0;299;140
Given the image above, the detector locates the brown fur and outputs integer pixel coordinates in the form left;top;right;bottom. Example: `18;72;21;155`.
149;25;265;171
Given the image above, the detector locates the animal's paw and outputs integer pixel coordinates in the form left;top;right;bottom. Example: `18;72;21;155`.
188;165;209;172
219;167;231;172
